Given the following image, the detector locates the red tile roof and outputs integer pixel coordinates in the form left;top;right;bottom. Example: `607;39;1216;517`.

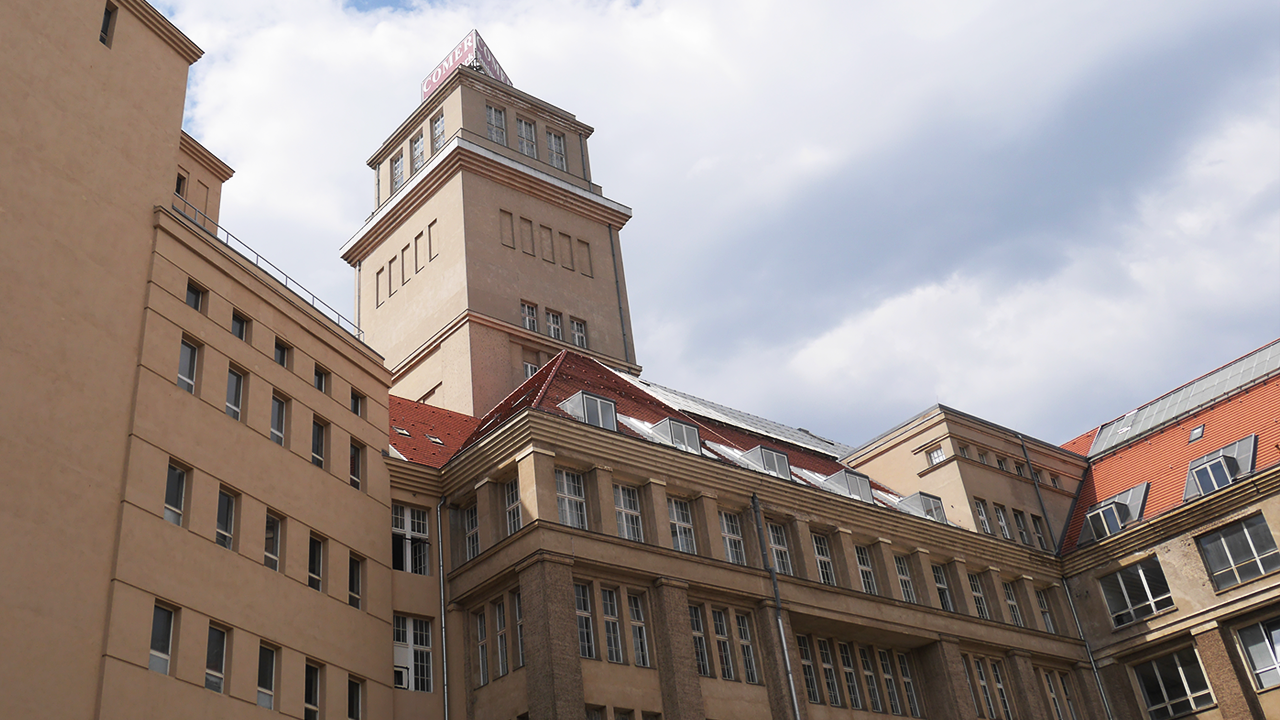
1060;427;1097;457
388;396;481;469
1061;375;1280;553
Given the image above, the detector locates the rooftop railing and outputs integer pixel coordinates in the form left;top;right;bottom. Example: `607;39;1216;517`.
170;193;363;342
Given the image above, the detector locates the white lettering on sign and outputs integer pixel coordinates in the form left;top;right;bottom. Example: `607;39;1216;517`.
420;31;513;101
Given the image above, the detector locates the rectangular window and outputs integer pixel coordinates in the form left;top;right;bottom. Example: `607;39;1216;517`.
602;589;623;663
523;361;538;379
394;615;432;691
274;341;289;367
391;153;404;193
349;443;363;489
521;302;537;332
736;614;759;683
668;498;696;553
581;393;617;431
505;479;523;536
312;420;327;468
1003;581;1024;627
348;678;363;720
1198;514;1280;590
1045;671;1066;720
100;3;116;46
475;611;488;686
270;396;287;446
545;310;563;340
514;591;525;667
974;499;992;534
392;504;430;575
994;505;1012;540
231;312;248;340
760;447;790;479
215;490;235;549
164;464;186;525
958;445;970;459
178;340;198;393
304;663;321;720
556;469;588;530
856;545;878;595
933;564;954;611
895;555;917;603
767;523;792;575
186;281;204;311
974;658;997;719
264;513;281;570
713;610;735;680
1239;617;1280;689
899;654;922;717
1015;463;1025;477
796;635;820;703
1037;589;1057;633
431;113;445;152
818;639;841;706
879;649;902;715
859;647;884;712
149;604;174;674
463;505;479;560
690;606;710;676
1032;515;1050;551
1013;510;1031;545
348;554;363;608
629;594;650;667
991;660;1013;720
495;600;509;677
838;643;864;709
547;130;567;171
614;485;644;541
1060;671;1081;720
814;534;837;586
720;511;747;565
225;369;243;420
571;318;588;348
411;132;424;172
927;447;945;465
516;118;537;158
997;458;1008;472
257;644;276;708
205;624;227;692
486;105;506;145
308;536;324;591
575;584;595;658
314;367;328;393
969;573;990;620
1100;556;1174;626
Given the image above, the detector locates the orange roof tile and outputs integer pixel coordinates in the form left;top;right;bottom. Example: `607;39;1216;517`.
388;396;481;469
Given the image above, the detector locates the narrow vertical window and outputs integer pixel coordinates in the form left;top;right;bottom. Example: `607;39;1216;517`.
149;604;174;674
274;341;289;367
690;606;710;676
602;589;623;663
1032;515;1049;550
431;113;445;152
629;594;650;667
1004;581;1024;627
410;132;424;172
813;534;837;586
186;282;204;311
348;554;363;608
308;536;324;591
767;523;792;575
1013;510;1032;545
547;130;567;171
521;302;537;332
391;153;404;192
231;313;248;340
933;564;954;611
1059;671;1081;720
1044;671;1066;720
393;504;430;575
895;555;917;603
713;610;735;680
505;479;523;535
463;505;479;560
899;653;922;717
838;643;864;709
475;612;489;686
205;625;227;692
514;591;525;667
257;645;276;708
991;660;1014;720
614;485;643;541
264;513;281;570
516;118;537;158
164;464;186;525
860;647;883;712
720;511;746;565
737;614;759;683
225;369;243;419
495;601;509;677
100;3;116;46
349;442;363;489
575;584;595;659
974;658;997;719
312;420;327;468
796;635;820;703
545;310;563;340
304;664;321;720
856;545;878;595
347;678;363;720
350;390;364;416
974;500;992;534
879;649;902;715
215;490;235;549
1037;589;1057;633
571;318;588;348
486;105;506;145
668;498;697;554
414;618;433;691
177;340;198;393
969;573;990;619
314;367;328;392
555;469;588;530
1238;617;1280;689
818;639;841;706
270;396;287;446
994;505;1012;540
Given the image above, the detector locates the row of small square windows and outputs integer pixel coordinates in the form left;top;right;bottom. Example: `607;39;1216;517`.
929;444;1062;489
520;301;588;349
973;498;1053;551
486;105;569;172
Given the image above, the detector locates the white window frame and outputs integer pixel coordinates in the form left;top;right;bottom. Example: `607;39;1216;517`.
1198;514;1280;590
1003;581;1024;627
516;117;537;158
818;639;841;706
933;564;954;611
1037;588;1057;633
690;605;711;676
767;522;792;575
521;302;537;332
164;464;186;526
969;573;990;620
1013;510;1031;545
582;394;616;431
475;611;488;686
813;534;837;586
991;659;1013;720
178;339;198;393
1238;616;1280;689
614;484;643;541
349;442;363;489
150;604;174;674
486;105;506;145
1133;648;1214;719
668;498;696;553
1032;514;1050;551
927;447;945;465
410;132;424;173
859;646;884;712
505;479;522;536
856;545;878;595
205;624;227;692
974;657;997;719
394;615;432;692
556;469;588;529
495;600;509;677
463;505;479;560
308;536;324;591
629;594;650;667
393;504;431;575
264;512;281;571
391;152;404;192
713;609;735;680
431;113;445;152
721;511;747;565
304;663;321;720
547;129;567;171
879;649;903;715
1100;557;1174;626
225;368;243;420
796;635;820;703
545;309;563;340
974;499;993;534
523;361;538;379
601;588;623;663
895;555;917;603
257;644;276;708
838;643;864;710
215;489;235;549
348;554;363;608
575;583;595;659
760;447;790;479
570;318;587;348
737;614;759;684
311;420;327;468
994;504;1012;540
899;653;922;717
270;396;286;445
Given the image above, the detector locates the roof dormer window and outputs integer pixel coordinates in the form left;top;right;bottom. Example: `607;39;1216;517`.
1183;435;1256;502
1086;503;1127;540
558;391;617;432
1080;483;1149;544
821;469;873;503
655;418;700;454
740;446;789;479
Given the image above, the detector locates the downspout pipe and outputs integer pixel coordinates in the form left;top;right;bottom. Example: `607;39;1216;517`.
1018;434;1057;550
437;499;449;720
752;494;802;720
1063;573;1115;720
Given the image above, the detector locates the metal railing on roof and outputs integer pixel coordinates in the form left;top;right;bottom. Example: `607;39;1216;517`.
170;193;363;342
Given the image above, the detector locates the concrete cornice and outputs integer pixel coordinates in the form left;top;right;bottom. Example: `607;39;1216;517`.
387;456;444;497
179;131;234;182
120;0;202;64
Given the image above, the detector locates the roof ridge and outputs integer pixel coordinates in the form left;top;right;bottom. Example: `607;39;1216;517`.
532;350;570;409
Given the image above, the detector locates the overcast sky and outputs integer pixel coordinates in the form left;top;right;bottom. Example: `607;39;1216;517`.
160;0;1280;449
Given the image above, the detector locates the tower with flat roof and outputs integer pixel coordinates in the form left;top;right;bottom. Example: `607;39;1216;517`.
341;32;639;417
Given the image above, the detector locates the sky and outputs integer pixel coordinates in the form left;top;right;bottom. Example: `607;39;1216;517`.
160;0;1280;449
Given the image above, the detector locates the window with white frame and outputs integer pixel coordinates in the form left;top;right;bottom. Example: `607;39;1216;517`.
486;105;506;145
523;361;538;379
311;420;327;468
796;635;820;703
895;555;917;603
968;573;990;620
264;512;281;571
713;610;735;680
974;499;993;534
391;153;404;192
720;511;747;565
205;624;227;692
664;418;700;454
1099;557;1174;626
215;489;235;549
393;504;430;575
1032;514;1050;551
225;369;243;420
270;396;287;446
737;613;759;683
1238;616;1280;689
164;464;186;526
973;657;997;719
556;469;588;529
505;479;522;536
348;554;363;608
990;659;1013;720
393;615;432;691
178;339;198;392
614;485;643;541
994;505;1012;540
1037;589;1057;633
767;523;792;575
410;132;424;173
838;643;864;709
150;604;174;674
859;647;884;712
601;588;623;663
516;117;537;158
933;564;954;611
547;130;567;171
1013;510;1031;545
760;447;789;479
813;534;837;586
257;644;276;708
855;545;878;595
1086;502;1126;540
495;600;509;677
1197;514;1280;590
629;594;650;667
463;505;479;560
668;498;696;553
571;318;588;348
308;536;324;591
899;653;923;717
545;310;563;340
878;649;903;715
575;584;595;658
475;611;489;686
1003;581;1024;626
927;447;945;465
818;639;841;706
690;606;711;676
521;302;537;331
514;591;525;667
431;113;445;152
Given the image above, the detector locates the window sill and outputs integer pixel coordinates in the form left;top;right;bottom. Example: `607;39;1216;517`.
1212;566;1280;596
1112;604;1178;632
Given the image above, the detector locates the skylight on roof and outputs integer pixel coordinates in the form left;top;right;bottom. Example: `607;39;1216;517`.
428;435;444;445
393;427;411;436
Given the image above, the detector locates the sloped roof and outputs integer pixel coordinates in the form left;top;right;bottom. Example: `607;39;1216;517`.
388;396;481;468
1061;372;1280;553
1060;427;1097;457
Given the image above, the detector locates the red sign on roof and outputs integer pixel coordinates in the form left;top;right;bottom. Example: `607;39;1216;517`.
420;30;513;102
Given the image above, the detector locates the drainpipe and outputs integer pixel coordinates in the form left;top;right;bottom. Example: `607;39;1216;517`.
437;498;450;720
607;225;631;364
752;494;802;720
1062;574;1115;720
1018;435;1057;550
